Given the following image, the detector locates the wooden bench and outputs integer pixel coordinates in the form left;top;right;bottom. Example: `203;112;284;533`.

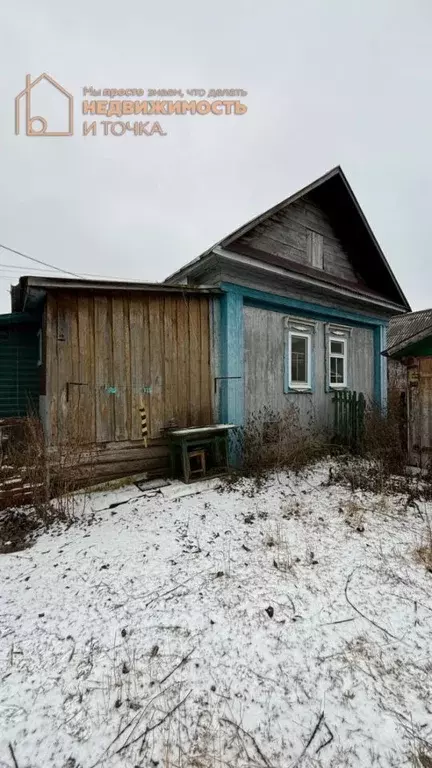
167;424;236;483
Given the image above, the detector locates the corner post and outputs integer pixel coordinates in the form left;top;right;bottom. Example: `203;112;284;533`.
374;324;388;410
220;291;244;461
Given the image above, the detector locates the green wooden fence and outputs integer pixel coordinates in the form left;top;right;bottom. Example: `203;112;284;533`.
0;314;40;418
333;390;366;450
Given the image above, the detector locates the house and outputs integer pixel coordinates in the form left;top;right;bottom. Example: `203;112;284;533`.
7;166;410;483
165;166;410;434
386;309;432;467
9;276;219;483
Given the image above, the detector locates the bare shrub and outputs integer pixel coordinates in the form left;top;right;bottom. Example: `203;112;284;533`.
237;404;331;476
361;388;407;474
325;388;425;498
0;413;96;551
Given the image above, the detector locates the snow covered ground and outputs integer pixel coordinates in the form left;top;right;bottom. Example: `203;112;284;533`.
1;462;432;768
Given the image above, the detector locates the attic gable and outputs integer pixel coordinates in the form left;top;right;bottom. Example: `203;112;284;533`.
220;167;409;310
234;191;367;288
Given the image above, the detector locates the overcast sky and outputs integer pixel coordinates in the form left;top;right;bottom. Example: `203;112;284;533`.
0;0;431;314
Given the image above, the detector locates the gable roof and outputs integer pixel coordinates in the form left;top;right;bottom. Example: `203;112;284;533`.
386;308;432;357
166;166;410;311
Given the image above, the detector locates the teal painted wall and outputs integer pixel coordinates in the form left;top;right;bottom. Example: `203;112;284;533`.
0;321;40;417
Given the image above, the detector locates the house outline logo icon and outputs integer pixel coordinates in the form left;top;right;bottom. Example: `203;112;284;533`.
15;73;74;136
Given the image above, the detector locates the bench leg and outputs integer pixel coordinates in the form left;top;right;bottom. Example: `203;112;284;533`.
170;446;176;479
181;442;190;484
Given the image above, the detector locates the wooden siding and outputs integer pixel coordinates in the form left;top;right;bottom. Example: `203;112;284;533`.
408;357;432;468
244;306;374;429
236;193;366;288
45;291;213;482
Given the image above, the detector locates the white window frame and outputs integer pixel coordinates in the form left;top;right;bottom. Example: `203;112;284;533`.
288;330;312;390
328;335;347;388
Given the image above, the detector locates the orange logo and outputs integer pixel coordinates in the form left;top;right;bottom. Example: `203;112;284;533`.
15;74;73;136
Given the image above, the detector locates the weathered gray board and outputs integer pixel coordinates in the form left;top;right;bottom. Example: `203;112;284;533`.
237;193;366;287
243;305;374;428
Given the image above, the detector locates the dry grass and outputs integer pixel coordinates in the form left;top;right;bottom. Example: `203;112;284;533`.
412;749;432;767
0;414;96;552
341;498;366;532
361;390;407;474
414;513;432;573
226;405;333;494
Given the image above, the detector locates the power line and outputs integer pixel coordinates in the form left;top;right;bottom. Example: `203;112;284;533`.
0;263;67;273
0;244;165;285
0;262;159;283
0;243;82;278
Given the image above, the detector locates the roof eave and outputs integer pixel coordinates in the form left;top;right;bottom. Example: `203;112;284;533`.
214;249;407;315
385;324;432;358
19;275;221;296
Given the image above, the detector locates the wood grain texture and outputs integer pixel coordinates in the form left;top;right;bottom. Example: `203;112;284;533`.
45;294;58;446
94;295;114;442
237;194;365;287
45;289;213;481
129;294;145;440
200;296;211;424
244;305;374;430
77;295;95;444
188;297;201;424
176;296;189;427
112;296;128;441
148;295;164;438
163;295;177;425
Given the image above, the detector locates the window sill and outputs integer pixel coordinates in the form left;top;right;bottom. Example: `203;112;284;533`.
286;386;313;394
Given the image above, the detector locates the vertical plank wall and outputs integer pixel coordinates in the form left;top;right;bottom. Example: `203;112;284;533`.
45;291;213;480
244;305;374;429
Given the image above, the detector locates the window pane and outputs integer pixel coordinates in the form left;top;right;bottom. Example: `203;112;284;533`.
291;336;308;383
330;356;345;383
330;340;344;355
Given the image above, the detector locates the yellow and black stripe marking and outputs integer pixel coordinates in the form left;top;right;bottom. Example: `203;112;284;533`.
139;399;148;447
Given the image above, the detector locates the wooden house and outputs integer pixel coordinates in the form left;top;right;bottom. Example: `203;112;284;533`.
386;310;432;467
166;167;410;433
8;167;410;482
10;277;219;482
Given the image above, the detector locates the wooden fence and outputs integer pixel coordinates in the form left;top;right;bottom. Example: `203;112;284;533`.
333;390;365;450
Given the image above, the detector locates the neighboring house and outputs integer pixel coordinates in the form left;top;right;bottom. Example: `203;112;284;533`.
0;311;41;418
10;276;219;482
386;309;432;467
165;166;410;433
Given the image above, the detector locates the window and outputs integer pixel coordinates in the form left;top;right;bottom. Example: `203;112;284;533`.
329;337;347;387
284;317;316;393
289;332;311;389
